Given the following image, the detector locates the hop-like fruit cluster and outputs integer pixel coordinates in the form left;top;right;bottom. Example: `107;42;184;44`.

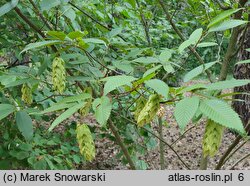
137;94;160;127
202;119;224;157
21;83;33;104
134;96;147;121
157;105;166;118
76;123;95;161
52;57;66;94
79;87;92;117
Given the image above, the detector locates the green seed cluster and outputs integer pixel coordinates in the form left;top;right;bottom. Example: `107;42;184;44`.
137;94;160;127
21;83;33;104
76;123;95;161
202;119;224;157
52;57;66;94
79;87;92;117
134;96;147;121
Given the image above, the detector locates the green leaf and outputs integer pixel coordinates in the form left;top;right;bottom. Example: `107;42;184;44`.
67;31;88;39
107;28;122;38
184;61;217;82
47;31;66;40
16;111;33;141
0;104;15;120
163;64;175;73
37;103;77;115
208;20;248;32
145;79;169;99
235;59;250;65
174;97;200;131
55;93;91;105
4;78;38;88
102;75;137;95
83;38;107;46
177;83;206;95
159;48;172;62
179;28;203;53
92;96;112;126
143;65;162;78
67;76;94;82
126;0;136;8
189;28;203;43
199;99;245;134
133;57;159;64
48;102;84;131
178;40;193;53
197;42;218;48
40;0;60;11
21;40;62;54
206;79;250;90
0;0;18;17
208;8;243;28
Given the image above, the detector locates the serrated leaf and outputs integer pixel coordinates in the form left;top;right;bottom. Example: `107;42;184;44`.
37;103;76;115
235;59;250;65
208;8;243;28
133;57;159;64
102;75;137;95
208;20;247;32
16;111;33;141
0;0;18;17
197;42;218;48
179;28;203;53
40;0;60;11
206;79;250;90
21;40;62;54
83;38;107;47
184;61;217;82
177;83;206;95
0;104;15;120
178;40;193;53
92;96;112;126
67;31;88;39
47;31;66;40
174;97;200;131
145;79;169;99
48;102;85;131
4;78;38;88
143;65;162;78
199;99;245;134
159;48;172;62
189;28;203;43
55;93;91;105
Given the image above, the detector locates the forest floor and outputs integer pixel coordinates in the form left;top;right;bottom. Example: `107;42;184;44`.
81;80;250;170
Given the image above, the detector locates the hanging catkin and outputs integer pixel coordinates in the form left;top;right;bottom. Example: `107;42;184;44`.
134;96;147;121
76;123;95;161
202;119;224;157
52;57;66;94
21;83;33;104
79;87;93;117
137;94;160;127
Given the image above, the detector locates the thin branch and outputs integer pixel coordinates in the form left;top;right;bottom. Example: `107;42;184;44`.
158;0;214;83
223;139;249;164
68;1;111;31
112;111;191;170
108;119;136;170
135;0;152;46
215;122;250;169
230;153;250;170
28;0;53;30
214;0;231;10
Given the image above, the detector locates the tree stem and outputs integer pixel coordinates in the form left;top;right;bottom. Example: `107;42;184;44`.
158;117;165;169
